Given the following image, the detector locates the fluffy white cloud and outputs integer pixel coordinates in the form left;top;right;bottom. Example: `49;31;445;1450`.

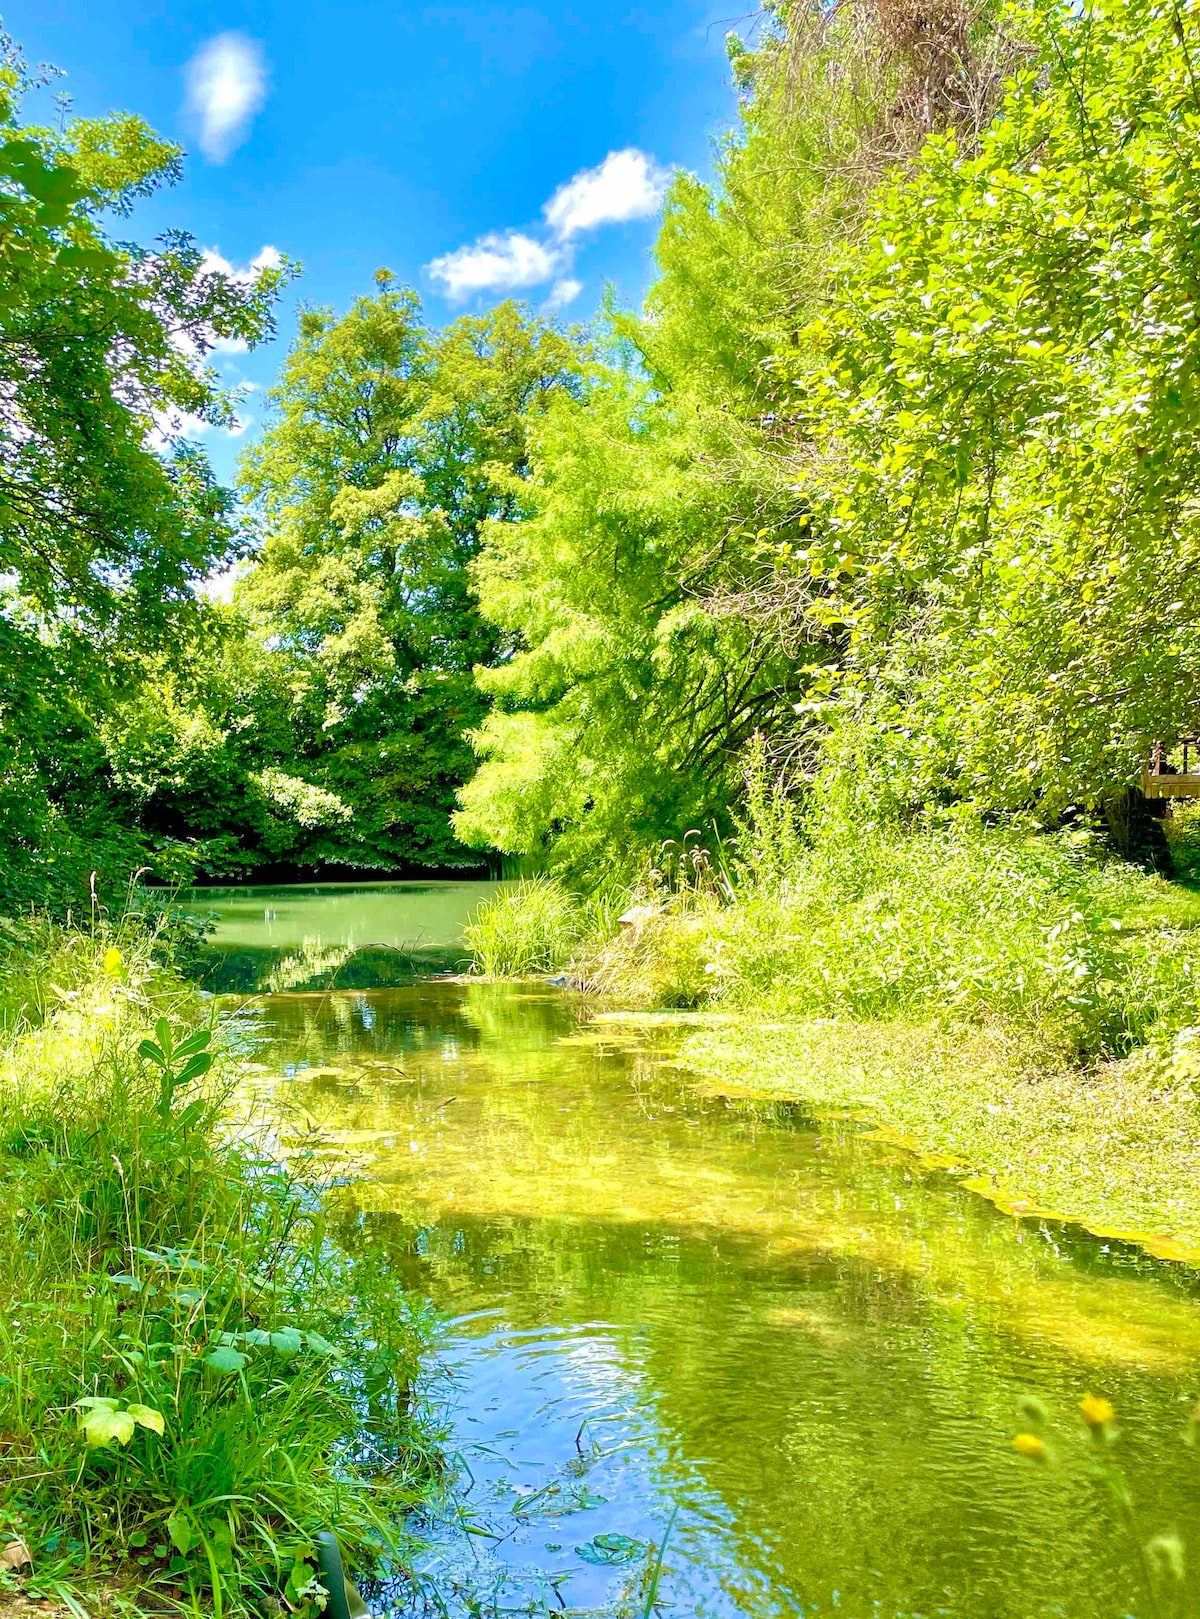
543;148;671;240
200;244;282;280
424;148;670;305
185;34;267;163
426;231;563;302
545;277;583;311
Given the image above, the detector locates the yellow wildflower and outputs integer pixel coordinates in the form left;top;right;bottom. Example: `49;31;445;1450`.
1012;1432;1047;1460
102;947;123;977
1079;1395;1115;1431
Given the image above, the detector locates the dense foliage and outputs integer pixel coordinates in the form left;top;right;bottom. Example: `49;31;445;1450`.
0;49;284;909
0;922;434;1613
780;0;1200;821
9;0;1200;896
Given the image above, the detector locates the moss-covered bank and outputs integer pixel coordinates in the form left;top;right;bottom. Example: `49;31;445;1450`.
671;1015;1200;1262
468;816;1200;1260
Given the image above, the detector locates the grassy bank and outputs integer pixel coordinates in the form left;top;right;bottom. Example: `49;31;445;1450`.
466;810;1200;1253
0;921;437;1616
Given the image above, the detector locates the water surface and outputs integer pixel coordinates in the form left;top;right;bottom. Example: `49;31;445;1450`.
206;887;1200;1619
184;881;497;992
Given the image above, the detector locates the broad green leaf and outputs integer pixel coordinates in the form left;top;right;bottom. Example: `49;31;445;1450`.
204;1345;247;1374
303;1331;340;1357
79;1406;136;1448
127;1403;165;1436
574;1533;643;1566
166;1511;193;1556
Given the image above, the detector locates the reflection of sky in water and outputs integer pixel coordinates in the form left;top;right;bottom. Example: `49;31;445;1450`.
242;979;1200;1619
407;1312;787;1618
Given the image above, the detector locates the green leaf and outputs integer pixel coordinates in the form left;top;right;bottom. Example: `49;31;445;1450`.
303;1331;340;1358
127;1403;165;1436
269;1327;304;1357
138;1039;167;1068
204;1346;247;1374
79;1406;136;1448
174;1053;213;1087
166;1511;193;1556
575;1533;644;1566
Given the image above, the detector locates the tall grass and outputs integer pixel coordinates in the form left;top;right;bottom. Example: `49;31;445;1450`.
463;878;613;977
0;922;437;1616
483;777;1200;1059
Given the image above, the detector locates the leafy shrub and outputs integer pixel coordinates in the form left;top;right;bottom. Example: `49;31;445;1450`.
0;926;436;1615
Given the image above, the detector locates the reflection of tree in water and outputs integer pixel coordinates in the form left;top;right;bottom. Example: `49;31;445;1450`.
202;938;465;993
253;983;1200;1619
346;1201;1200;1619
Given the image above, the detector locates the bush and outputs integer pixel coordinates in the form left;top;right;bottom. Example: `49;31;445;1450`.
0;925;437;1616
463;878;593;976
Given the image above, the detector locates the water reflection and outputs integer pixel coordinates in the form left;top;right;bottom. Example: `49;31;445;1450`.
236;981;1200;1618
182;881;498;991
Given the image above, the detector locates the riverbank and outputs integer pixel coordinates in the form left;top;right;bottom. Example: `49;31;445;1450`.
466;819;1200;1261
672;1016;1200;1261
0;921;438;1617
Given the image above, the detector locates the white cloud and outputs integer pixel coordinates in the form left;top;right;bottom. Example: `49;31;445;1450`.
545;277;583;311
200;244;282;283
185;33;267;164
426;231;563;302
543;149;671;240
424;148;670;306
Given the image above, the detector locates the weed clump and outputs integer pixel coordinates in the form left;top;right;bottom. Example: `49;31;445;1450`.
0;922;437;1616
463;878;602;977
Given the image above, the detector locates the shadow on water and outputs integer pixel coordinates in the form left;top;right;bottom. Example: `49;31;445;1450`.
199;887;1200;1619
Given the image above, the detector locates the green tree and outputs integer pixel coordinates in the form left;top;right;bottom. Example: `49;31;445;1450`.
232;285;583;871
0;44;286;909
764;0;1200;825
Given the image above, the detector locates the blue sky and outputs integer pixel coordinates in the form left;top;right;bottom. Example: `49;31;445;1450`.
8;0;745;481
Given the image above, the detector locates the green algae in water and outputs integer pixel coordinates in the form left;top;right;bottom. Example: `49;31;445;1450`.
197;882;1200;1617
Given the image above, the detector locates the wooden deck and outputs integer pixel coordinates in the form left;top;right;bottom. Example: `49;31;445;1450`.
1144;736;1200;798
1143;770;1200;799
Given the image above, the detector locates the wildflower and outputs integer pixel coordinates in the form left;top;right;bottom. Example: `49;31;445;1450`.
102;946;123;977
1013;1432;1047;1460
1079;1394;1116;1431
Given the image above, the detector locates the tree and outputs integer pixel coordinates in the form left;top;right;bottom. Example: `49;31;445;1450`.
0;44;286;909
232;285;583;871
767;0;1200;823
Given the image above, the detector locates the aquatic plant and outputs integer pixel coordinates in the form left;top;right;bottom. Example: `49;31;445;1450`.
463;878;603;977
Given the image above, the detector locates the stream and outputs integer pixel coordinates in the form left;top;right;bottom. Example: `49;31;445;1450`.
188;881;1200;1619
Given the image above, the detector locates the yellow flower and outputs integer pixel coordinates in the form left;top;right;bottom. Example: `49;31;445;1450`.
1079;1395;1115;1431
1013;1432;1047;1460
102;946;123;977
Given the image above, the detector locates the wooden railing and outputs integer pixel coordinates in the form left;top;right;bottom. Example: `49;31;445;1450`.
1144;735;1200;797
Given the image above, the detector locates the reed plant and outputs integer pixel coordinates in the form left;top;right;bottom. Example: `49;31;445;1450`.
463;877;618;978
0;922;438;1617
